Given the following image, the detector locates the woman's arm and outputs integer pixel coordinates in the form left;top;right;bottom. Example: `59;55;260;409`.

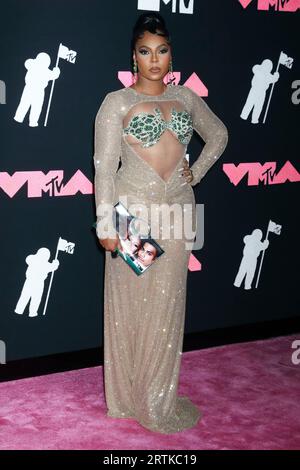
93;92;122;239
187;87;229;187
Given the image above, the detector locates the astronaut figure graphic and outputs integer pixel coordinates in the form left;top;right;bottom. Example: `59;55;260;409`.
14;248;59;317
234;229;269;290
240;59;279;124
14;52;60;127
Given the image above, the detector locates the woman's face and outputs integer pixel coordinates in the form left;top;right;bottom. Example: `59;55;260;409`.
133;30;171;82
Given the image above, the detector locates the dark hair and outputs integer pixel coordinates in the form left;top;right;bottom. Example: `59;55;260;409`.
130;11;171;54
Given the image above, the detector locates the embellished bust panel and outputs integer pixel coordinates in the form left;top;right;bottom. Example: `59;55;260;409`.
123;106;193;148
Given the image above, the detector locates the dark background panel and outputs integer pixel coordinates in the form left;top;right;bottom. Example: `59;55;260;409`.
0;0;299;363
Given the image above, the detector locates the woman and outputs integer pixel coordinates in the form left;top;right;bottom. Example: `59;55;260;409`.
93;12;228;434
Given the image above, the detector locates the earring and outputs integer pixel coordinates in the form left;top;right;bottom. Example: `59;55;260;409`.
132;61;138;84
167;60;176;85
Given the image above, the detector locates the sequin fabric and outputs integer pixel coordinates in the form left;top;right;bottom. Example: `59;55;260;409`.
93;84;228;434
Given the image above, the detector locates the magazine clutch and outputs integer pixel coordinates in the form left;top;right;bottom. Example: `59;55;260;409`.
92;201;164;276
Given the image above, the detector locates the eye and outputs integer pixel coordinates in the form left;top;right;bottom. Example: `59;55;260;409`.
138;48;169;55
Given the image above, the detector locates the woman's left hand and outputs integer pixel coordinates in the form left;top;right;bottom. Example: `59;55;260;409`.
178;157;194;185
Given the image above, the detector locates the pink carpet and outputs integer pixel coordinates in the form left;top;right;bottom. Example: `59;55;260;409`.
0;334;299;450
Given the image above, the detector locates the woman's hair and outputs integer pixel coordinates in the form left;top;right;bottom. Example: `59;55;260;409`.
130;11;171;54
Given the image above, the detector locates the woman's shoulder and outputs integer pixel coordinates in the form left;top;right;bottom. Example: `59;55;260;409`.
176;84;198;100
105;86;135;100
106;87;128;97
169;84;197;113
100;87;125;101
176;84;209;112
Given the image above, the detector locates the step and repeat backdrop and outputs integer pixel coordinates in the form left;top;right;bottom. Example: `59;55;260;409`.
0;0;299;362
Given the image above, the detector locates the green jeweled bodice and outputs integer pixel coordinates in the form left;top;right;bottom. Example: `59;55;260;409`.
123;107;193;148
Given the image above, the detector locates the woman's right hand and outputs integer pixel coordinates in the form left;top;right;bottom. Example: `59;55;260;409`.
98;233;123;252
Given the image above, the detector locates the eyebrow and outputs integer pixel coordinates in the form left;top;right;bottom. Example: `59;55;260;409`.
138;43;168;49
143;247;155;254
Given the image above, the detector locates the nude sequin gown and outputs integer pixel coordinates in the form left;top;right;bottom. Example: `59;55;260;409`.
93;83;228;434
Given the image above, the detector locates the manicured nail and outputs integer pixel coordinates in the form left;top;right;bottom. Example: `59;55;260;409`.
180;181;187;186
177;167;184;171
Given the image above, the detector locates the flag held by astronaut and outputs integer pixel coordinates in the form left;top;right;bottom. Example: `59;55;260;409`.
58;43;77;63
268;220;282;235
57;237;75;254
279;51;293;69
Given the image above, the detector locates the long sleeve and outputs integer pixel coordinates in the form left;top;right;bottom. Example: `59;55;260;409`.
93;92;122;239
187;87;228;187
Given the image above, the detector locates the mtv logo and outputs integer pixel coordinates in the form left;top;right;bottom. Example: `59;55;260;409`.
137;0;194;14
